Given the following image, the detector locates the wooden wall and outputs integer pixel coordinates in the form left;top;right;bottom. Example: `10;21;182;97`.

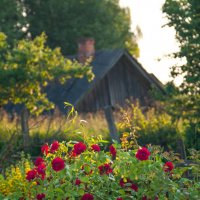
76;56;153;112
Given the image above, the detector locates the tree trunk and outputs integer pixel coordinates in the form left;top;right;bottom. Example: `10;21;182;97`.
104;106;119;142
21;106;29;151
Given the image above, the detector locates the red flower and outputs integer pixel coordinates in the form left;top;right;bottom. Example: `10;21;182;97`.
117;198;123;200
81;193;94;200
41;144;49;155
50;141;60;153
91;144;100;152
119;178;132;187
75;178;81;185
73;142;87;156
36;163;46;179
36;193;45;200
136;147;150;161
98;163;113;175
109;145;116;157
26;169;37;181
34;157;44;166
119;178;138;192
52;157;65;172
142;196;148;200
36;163;46;171
119;178;125;187
164;162;174;172
130;183;138;192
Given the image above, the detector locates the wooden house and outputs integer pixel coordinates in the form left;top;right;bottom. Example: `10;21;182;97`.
46;38;164;113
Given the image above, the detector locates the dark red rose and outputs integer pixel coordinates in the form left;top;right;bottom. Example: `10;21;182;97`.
91;144;100;152
34;157;44;166
98;163;113;175
26;169;37;181
73;142;87;156
98;165;104;175
36;163;46;171
41;144;49;155
117;198;123;200
109;145;116;157
136;147;150;161
50;141;60;153
81;193;94;200
130;183;138;192
36;163;46;179
36;193;45;200
119;178;138;192
52;157;65;172
119;178;131;187
75;178;81;185
164;162;174;172
119;178;125;187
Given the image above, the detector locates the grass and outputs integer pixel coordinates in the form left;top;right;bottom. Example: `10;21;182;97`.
29;111;109;140
0;109;110;169
0;109;109;140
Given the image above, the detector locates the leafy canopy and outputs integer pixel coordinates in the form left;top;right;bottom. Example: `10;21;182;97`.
162;0;200;124
22;0;139;57
0;32;93;115
163;0;200;95
0;0;26;42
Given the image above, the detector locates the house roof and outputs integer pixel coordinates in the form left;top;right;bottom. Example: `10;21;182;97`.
48;49;164;109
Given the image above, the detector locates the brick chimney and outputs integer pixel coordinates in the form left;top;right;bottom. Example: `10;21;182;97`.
77;37;95;63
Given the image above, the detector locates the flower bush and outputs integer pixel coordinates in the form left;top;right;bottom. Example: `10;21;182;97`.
0;136;199;200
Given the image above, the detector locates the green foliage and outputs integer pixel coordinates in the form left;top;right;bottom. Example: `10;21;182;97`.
0;0;26;42
162;1;200;137
23;0;139;56
0;106;199;199
185;122;200;150
163;0;200;146
117;103;184;151
0;32;93;115
152;82;199;121
152;82;200;150
0;138;199;199
163;0;200;95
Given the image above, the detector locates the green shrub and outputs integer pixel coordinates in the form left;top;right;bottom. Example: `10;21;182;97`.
117;104;184;151
185;122;200;150
0;135;199;199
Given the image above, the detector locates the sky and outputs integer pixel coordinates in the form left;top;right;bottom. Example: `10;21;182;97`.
119;0;181;84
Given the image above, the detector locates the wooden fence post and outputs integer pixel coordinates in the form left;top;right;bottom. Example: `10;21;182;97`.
21;106;30;151
104;106;119;142
177;138;187;160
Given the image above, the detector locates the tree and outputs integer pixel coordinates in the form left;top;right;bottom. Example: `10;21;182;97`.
0;0;26;42
163;0;200;95
162;0;200;130
0;32;93;150
23;0;139;57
